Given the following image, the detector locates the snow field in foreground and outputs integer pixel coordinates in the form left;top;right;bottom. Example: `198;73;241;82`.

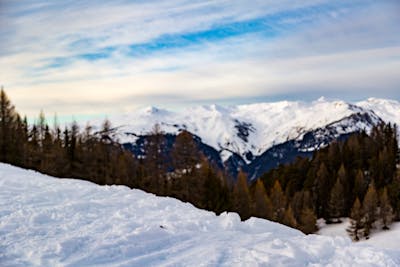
1;163;400;266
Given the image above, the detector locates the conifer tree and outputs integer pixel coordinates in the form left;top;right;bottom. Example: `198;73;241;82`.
298;207;317;234
270;180;286;222
233;171;251;221
353;169;366;200
282;205;297;228
328;178;345;222
347;197;363;241
171;130;201;200
41;125;54;173
11;115;28;166
202;159;229;214
253;179;273;220
37;110;46;144
337;163;350;212
0;88;17;163
314;162;330;218
379;187;394;230
28;125;40;168
362;182;378;239
172;130;198;173
143;124;167;193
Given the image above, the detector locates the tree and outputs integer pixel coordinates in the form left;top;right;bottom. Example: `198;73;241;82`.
362;182;378;239
353;169;366;200
202;159;229;214
337;163;350;212
314;162;330;218
143;124;167;193
233;171;251;221
171;130;201;200
252;179;273;220
282;205;297;228
298;207;317;234
328;178;345;222
37;110;46;144
270;180;286;222
347;197;363;241
171;130;199;173
11;115;28;166
379;187;394;230
41;125;55;174
0;88;17;163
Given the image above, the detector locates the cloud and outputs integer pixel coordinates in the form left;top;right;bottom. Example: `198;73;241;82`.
1;0;399;118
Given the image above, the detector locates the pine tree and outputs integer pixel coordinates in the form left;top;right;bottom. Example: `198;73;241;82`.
171;130;201;201
298;207;317;234
0;88;17;163
353;169;366;200
143;124;167;193
41;125;54;174
11;115;28;166
282;205;297;228
202;159;229;214
233;171;251;221
314;162;330;218
379;187;394;230
328;178;345;223
270;180;286;222
171;130;198;173
347;197;363;241
253;179;273;220
337;163;350;212
362;182;378;239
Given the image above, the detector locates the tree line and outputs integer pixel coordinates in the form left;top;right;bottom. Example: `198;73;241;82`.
257;122;399;239
1;88;399;238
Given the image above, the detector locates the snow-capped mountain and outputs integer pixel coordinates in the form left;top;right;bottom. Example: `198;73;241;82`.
102;98;399;179
1;163;400;266
357;98;400;126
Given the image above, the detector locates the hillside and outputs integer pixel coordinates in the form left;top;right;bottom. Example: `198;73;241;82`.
1;163;400;266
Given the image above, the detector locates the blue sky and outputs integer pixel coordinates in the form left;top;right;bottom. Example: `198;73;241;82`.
0;0;399;119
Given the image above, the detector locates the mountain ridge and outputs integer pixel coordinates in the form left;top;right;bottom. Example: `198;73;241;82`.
91;98;399;179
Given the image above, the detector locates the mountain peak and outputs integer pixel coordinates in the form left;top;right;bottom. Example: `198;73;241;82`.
108;98;399;162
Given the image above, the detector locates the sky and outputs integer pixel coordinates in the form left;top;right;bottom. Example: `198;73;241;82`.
1;0;399;120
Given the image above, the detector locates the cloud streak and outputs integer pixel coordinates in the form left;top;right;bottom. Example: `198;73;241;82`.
1;0;399;118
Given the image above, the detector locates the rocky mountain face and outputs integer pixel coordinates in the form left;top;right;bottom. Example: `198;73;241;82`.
103;98;399;180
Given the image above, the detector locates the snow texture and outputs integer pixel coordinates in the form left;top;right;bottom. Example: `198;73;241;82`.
1;163;400;266
98;98;398;162
318;218;400;251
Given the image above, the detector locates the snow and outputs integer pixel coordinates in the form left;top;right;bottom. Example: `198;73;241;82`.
358;98;400;127
1;163;400;266
318;218;400;251
358;98;400;141
98;98;398;162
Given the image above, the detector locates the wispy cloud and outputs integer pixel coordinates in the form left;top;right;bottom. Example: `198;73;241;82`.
1;0;399;118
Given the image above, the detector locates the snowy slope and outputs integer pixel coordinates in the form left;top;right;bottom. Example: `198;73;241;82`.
1;163;400;266
358;98;400;129
318;218;400;251
102;98;399;162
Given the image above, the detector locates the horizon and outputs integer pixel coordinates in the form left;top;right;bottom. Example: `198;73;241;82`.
15;95;398;125
1;0;399;119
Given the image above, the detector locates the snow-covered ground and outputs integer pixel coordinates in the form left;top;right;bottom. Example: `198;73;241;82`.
1;163;400;267
318;218;400;251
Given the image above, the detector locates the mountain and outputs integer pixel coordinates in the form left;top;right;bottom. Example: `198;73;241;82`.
103;98;400;179
1;163;400;266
